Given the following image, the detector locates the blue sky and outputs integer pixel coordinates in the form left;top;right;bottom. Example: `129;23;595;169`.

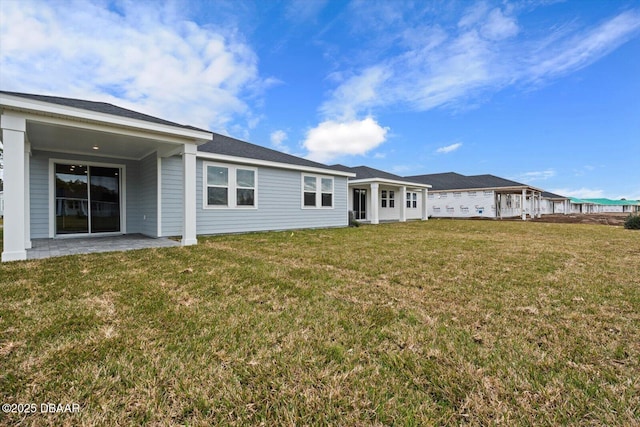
1;0;639;199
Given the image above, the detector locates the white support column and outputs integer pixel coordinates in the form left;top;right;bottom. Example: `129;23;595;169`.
156;154;163;238
181;144;197;246
421;188;429;220
371;183;379;225
24;140;31;248
1;113;28;262
564;199;569;215
537;192;542;218
399;186;407;222
521;189;527;220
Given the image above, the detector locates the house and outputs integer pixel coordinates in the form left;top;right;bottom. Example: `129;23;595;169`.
405;172;544;220
540;191;571;215
0;91;354;262
332;165;431;224
570;198;640;214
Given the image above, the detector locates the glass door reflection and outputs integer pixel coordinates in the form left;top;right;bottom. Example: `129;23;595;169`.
55;164;121;235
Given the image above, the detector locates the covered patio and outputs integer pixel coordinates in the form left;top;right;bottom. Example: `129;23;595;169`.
1;91;212;262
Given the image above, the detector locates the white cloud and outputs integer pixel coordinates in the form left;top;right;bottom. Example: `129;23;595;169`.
551;188;605;199
481;8;519;41
320;66;391;120
0;1;267;132
303;117;389;163
320;5;640;118
527;11;640;81
436;142;462;154
270;130;290;153
285;0;328;23
514;169;556;182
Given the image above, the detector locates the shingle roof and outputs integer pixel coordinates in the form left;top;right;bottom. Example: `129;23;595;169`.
405;172;531;191
1;90;207;131
2;90;347;173
199;133;346;171
576;198;640;206
331;165;409;181
541;191;568;199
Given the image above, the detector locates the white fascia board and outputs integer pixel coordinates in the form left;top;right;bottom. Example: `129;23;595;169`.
196;151;356;177
0;94;213;143
349;178;432;189
430;185;543;193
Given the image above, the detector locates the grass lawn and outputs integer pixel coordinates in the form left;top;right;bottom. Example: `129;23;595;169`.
1;220;639;425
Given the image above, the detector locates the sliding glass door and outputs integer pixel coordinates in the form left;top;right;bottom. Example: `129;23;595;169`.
55;164;121;235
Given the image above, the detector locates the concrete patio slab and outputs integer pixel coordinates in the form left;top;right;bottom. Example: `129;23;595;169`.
27;234;181;260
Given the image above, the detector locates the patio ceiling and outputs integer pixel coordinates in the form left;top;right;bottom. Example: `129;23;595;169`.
27;121;179;160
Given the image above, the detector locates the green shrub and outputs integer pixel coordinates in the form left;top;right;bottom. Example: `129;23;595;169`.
623;214;640;229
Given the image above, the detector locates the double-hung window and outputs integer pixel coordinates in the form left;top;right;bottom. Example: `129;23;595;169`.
236;169;256;206
407;192;417;208
302;175;333;208
205;162;256;208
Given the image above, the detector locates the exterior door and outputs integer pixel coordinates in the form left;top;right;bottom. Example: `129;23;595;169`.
55;164;121;235
353;188;367;220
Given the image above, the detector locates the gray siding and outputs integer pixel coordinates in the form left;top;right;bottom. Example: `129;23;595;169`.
160;156;184;236
195;159;349;235
28;150;145;237
29;152;49;238
138;153;158;237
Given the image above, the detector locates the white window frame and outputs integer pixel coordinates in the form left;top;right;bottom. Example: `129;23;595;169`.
407;192;418;209
203;161;258;209
301;174;334;209
381;189;395;208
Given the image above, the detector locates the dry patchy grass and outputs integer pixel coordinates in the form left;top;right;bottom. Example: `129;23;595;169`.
1;220;639;426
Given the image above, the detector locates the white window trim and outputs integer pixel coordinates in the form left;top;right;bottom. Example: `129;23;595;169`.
407;192;418;209
301;174;334;209
381;189;395;208
203;161;258;209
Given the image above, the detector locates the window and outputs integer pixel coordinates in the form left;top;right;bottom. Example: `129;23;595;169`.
205;163;256;208
381;190;395;208
236;168;255;206
469;191;477;197
206;165;228;206
321;178;333;207
407;192;417;208
484;190;492;197
428;193;435;200
440;192;448;199
303;176;316;207
302;175;334;208
454;192;462;198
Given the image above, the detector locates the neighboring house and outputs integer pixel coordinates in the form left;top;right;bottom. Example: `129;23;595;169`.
570;198;640;214
540;191;571;215
332;165;431;224
0;91;354;262
405;172;544;220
